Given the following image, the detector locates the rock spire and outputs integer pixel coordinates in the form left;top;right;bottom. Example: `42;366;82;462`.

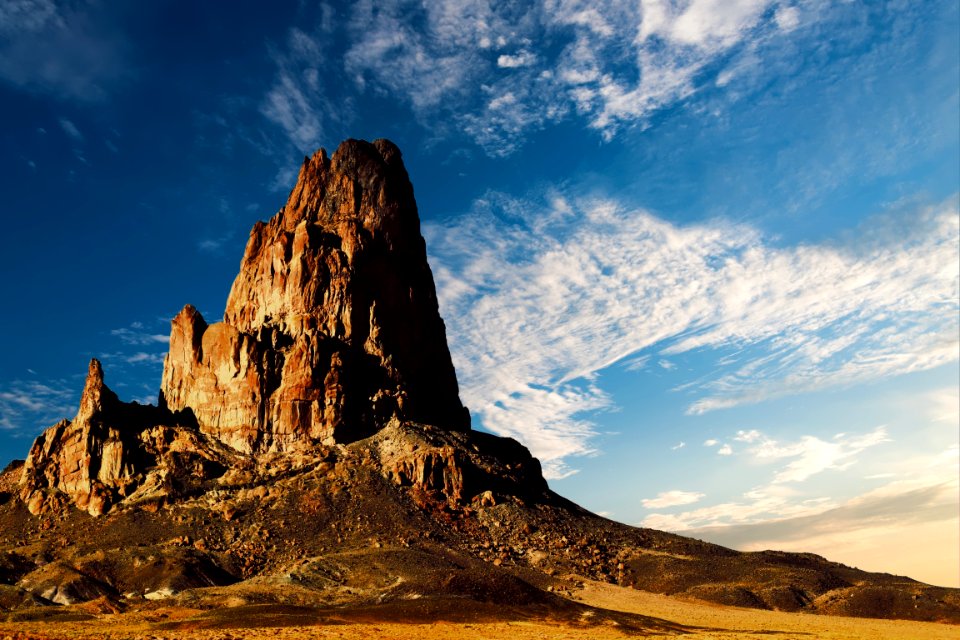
19;139;496;516
159;138;470;452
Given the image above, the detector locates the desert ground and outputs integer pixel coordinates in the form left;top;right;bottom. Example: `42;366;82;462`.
3;577;957;640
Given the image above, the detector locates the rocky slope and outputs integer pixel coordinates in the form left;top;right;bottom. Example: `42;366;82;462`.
3;139;958;629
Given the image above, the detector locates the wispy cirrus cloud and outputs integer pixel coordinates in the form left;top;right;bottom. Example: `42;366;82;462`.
683;479;958;548
0;378;76;432
640;425;898;531
261;0;821;155
110;322;168;346
426;194;959;476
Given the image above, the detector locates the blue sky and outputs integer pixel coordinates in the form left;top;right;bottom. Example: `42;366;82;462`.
1;1;957;586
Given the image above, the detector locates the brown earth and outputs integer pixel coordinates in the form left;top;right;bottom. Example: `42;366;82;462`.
2;578;958;640
1;448;957;630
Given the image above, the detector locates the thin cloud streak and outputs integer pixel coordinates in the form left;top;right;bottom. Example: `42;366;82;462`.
110;323;168;346
426;194;959;475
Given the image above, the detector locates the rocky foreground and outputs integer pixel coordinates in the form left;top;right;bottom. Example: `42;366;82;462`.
2;139;957;631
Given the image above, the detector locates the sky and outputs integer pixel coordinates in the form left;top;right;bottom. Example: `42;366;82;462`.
0;1;957;587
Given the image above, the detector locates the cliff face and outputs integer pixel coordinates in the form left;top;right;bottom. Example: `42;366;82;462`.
18;139;529;518
159;139;469;453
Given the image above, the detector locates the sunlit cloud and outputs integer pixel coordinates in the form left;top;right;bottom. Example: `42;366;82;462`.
426;194;959;475
642;490;705;509
640;425;927;534
738;427;891;483
928;387;960;425
680;459;960;587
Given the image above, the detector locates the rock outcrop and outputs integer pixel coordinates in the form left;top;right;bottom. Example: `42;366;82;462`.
19;360;230;517
19;360;131;517
19;139;516;517
159;139;469;452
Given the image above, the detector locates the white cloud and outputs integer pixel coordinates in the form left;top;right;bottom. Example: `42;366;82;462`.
703;439;718;447
262;0;818;154
427;194;959;474
261;72;324;150
769;428;890;483
98;351;167;367
622;354;650;371
717;444;733;455
671;441;686;450
196;231;236;254
735;427;892;486
642;490;705;509
643;0;773;49
774;6;801;31
497;50;537;68
641;425;918;533
123;352;166;365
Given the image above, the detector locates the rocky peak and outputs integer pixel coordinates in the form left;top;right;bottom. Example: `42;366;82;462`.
20;138;522;519
281;139;416;242
20;360;158;517
159;138;469;452
75;358;118;425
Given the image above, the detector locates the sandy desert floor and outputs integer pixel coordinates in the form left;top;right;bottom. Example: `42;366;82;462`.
2;578;958;640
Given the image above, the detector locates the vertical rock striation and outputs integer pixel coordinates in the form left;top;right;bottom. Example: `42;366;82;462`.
158;139;469;452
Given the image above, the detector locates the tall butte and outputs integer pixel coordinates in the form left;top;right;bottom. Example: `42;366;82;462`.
19;139;523;517
159;138;469;452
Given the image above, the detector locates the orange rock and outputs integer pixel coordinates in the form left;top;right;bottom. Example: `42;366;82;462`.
161;139;470;452
20;139;475;516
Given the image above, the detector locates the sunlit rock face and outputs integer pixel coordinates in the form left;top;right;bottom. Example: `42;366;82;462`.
159;138;470;452
18;360;228;517
21;139;483;516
